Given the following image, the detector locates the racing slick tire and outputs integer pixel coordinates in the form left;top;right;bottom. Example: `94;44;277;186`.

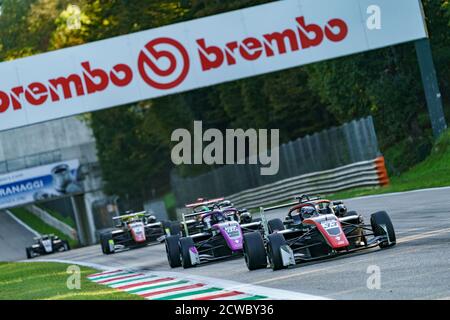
165;235;181;268
62;240;71;251
180;237;195;269
371;211;396;248
100;232;115;255
267;233;288;271
162;221;181;236
26;247;33;259
169;222;182;236
243;232;267;271
268;218;285;234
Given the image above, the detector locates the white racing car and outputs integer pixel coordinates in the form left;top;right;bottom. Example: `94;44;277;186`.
26;234;71;259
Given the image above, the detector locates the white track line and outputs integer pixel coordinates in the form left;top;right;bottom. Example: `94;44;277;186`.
4;209;40;237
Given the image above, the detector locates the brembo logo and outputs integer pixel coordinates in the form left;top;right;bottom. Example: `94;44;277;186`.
197;16;348;71
0;16;347;114
138;37;190;90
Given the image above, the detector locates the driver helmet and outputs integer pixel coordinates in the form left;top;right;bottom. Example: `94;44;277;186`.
211;211;226;224
300;206;317;219
291;210;302;225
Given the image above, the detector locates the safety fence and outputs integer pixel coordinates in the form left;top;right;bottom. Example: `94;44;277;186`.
172;116;382;207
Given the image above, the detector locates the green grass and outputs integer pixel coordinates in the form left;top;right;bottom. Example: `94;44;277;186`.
35;204;76;229
9;207;79;249
328;129;450;199
0;262;143;300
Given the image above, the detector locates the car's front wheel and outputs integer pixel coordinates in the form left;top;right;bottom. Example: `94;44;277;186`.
243;232;267;271
100;232;115;254
179;237;195;269
267;233;288;271
165;235;181;268
371;211;396;248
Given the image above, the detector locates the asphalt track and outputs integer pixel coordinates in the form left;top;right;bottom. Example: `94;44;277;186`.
0;210;37;261
3;188;450;299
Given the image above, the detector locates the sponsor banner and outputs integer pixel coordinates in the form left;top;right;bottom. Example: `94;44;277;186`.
0;0;426;131
0;160;83;209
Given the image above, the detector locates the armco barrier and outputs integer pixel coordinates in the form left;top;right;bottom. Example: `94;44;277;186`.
223;157;389;209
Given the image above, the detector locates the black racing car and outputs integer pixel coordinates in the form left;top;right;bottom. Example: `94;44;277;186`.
180;198;254;236
26;234;70;259
165;208;263;269
243;194;396;271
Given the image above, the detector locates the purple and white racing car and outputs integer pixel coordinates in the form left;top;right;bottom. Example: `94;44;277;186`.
165;209;263;268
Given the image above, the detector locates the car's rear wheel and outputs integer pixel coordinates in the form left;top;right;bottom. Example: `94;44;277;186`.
267;233;288;271
180;237;195;269
100;232;115;254
371;211;396;248
165;235;181;268
243;232;267;271
169;222;182;236
268;218;285;234
63;240;70;251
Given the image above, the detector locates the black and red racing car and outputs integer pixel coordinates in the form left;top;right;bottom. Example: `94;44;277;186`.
243;194;396;271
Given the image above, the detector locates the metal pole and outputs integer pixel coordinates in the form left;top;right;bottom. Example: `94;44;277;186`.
415;38;447;138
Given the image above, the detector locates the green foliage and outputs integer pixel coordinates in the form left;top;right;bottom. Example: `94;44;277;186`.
328;129;450;200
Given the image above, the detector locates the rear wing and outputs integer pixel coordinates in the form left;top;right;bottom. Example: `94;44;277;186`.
113;211;146;221
185;197;225;208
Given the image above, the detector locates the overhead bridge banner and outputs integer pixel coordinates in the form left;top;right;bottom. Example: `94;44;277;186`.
0;0;427;131
0;160;83;210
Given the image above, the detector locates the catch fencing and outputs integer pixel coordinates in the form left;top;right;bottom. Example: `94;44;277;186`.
171;116;383;207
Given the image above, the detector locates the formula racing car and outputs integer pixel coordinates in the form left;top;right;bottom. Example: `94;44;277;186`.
180;197;254;236
243;194;396;271
165;207;263;268
26;234;70;259
99;211;175;254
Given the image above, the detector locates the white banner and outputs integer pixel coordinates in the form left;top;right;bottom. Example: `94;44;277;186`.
0;0;427;131
0;160;82;209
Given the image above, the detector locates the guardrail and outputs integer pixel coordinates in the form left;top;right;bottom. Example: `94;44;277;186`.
223;157;389;209
175;156;389;217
